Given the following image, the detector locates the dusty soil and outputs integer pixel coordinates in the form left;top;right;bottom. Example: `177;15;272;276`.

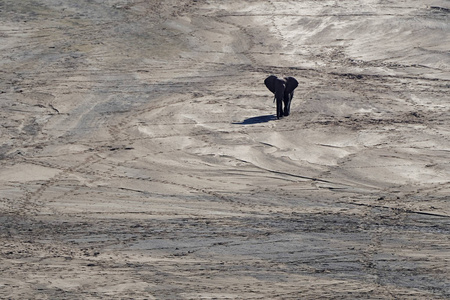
1;0;449;299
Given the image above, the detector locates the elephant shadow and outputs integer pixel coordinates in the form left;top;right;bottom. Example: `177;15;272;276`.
232;114;277;125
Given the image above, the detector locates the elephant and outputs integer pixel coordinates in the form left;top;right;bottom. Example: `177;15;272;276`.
264;75;298;119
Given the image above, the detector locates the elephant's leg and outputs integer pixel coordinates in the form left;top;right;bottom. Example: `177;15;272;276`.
274;79;286;119
283;93;292;116
276;96;283;119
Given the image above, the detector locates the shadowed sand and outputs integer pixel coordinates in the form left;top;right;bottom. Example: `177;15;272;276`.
1;0;449;299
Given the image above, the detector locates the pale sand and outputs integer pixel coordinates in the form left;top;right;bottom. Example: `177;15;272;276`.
1;0;449;298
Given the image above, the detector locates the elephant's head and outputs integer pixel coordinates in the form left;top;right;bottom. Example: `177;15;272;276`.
264;75;298;119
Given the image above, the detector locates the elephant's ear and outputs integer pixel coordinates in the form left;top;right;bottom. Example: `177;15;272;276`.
284;77;298;94
264;75;278;94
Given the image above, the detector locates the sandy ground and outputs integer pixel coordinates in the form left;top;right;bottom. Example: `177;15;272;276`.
1;0;450;299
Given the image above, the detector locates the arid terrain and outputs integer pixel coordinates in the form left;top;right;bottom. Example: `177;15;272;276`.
1;0;449;299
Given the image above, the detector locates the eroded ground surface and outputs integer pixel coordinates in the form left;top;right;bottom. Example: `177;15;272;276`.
1;0;449;299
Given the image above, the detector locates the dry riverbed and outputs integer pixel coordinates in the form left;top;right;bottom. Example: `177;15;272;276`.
1;0;449;298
